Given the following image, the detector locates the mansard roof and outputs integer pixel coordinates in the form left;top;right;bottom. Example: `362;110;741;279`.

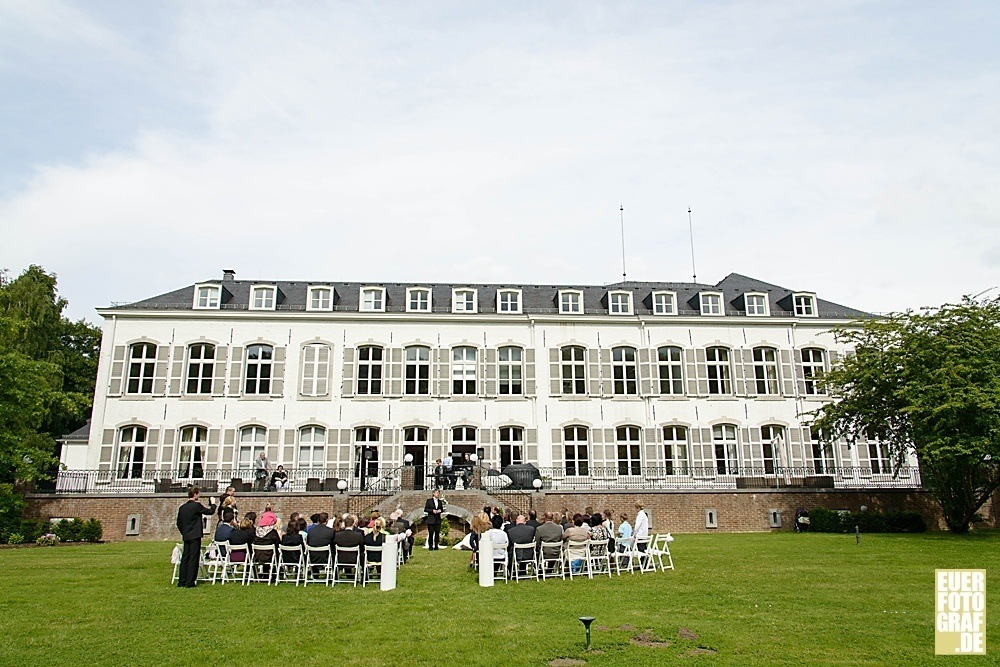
107;272;869;319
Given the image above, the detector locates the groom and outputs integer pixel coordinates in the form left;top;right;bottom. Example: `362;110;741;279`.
424;489;443;550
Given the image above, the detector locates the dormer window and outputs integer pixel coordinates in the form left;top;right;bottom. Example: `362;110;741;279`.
745;293;769;316
193;284;221;309
407;287;431;312
361;287;385;312
559;290;583;314
794;293;817;317
652;291;676;315
497;289;521;314
608;291;632;315
700;292;724;316
452;288;477;313
250;285;276;310
307;286;333;311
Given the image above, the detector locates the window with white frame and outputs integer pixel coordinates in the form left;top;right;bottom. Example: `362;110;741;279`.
237;425;266;469
758;424;784;475
657;346;684;395
745;293;769;316
497;289;521;314
452;289;477;313
499;426;524;468
404;346;430;395
126;342;156;395
185;343;215;394
608;291;632;315
498;346;523;395
662;425;688;475
563;425;589;476
706;347;732;395
452;346;477;395
801;348;826;395
178;426;206;479
561;346;586;395
794;293;817;317
250;285;276;310
863;438;892;475
354;426;380;479
361;287;385;312
612;346;638;395
712;424;739;475
298;425;326;469
700;292;724;316
559;290;583;314
752;347;780;395
194;285;221;309
652;291;676;315
244;344;273;394
357;345;383;395
406;288;431;312
807;428;835;475
616;425;642;476
116;425;147;479
300;343;330;396
308;286;333;311
404;426;427;444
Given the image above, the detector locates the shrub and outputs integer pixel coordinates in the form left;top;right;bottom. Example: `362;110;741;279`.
7;533;24;545
53;519;82;542
0;484;27;543
808;507;926;533
79;518;103;542
36;533;60;546
19;518;47;543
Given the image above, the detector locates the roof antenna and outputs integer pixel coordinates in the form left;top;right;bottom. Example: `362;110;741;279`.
619;204;627;283
687;207;698;283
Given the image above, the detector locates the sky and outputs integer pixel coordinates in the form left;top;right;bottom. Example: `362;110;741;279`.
2;1;998;321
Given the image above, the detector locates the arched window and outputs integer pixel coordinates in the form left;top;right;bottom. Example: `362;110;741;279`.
116;425;147;479
357;346;383;395
706;347;732;395
752;347;779;395
178;426;206;479
498;346;523;395
499;426;524;468
662;425;688;475
185;343;215;394
244;345;273;394
452;346;477;395
612;347;638;395
616;425;642;475
758;424;785;475
298;426;326;469
806;427;835;474
404;346;430;395
564;425;589;476
300;343;331;397
657;346;684;395
354;426;380;479
238;425;266;469
712;424;738;475
801;348;826;395
560;346;586;395
126;343;156;394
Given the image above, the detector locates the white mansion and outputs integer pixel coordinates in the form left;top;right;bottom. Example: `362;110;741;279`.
59;270;918;493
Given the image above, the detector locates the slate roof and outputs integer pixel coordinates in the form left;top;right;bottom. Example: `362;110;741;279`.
60;420;91;442
108;272;869;319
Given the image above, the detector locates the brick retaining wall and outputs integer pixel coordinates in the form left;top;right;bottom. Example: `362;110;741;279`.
27;488;996;541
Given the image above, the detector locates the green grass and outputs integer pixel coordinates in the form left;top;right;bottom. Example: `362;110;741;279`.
1;532;997;666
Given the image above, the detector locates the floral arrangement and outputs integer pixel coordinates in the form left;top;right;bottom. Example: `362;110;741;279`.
36;533;60;546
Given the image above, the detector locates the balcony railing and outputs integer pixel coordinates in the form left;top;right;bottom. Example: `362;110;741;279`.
39;465;920;494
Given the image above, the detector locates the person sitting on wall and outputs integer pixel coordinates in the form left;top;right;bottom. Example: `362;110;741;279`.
270;465;289;492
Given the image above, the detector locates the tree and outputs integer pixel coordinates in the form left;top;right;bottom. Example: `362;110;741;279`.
813;297;1000;533
0;266;100;482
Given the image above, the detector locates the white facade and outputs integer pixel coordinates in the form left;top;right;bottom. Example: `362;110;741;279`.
62;274;915;490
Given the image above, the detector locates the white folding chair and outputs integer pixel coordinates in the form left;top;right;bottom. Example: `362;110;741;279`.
333;545;362;587
363;545;384;587
170;543;182;584
303;545;332;586
221;543;249;584
614;537;635;575
511;543;537;582
564;539;590;580
201;541;226;583
538;541;565;580
586;538;612;579
276;545;305;585
648;533;675;571
492;548;509;583
631;536;656;573
246;544;277;585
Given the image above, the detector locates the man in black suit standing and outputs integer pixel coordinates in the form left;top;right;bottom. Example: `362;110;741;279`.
176;487;217;588
424;489;443;550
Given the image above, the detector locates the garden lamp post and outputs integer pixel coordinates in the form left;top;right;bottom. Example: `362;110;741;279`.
532;478;543;492
579;616;596;649
336;479;348;495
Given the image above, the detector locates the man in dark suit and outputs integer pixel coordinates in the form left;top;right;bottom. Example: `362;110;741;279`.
424;489;443;550
334;515;366;568
305;512;334;574
507;514;537;576
176;487;217;588
526;509;541;529
535;511;564;565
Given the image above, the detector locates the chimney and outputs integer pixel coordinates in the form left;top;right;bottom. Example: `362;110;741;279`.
222;269;236;282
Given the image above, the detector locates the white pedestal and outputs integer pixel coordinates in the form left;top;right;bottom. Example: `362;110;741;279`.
381;535;401;591
478;533;493;587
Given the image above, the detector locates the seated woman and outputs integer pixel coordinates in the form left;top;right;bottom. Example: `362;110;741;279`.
588;513;611;556
270;465;289;492
364;517;388;566
469;511;492;568
485;524;509;573
227;517;254;562
280;518;305;563
563;514;590;573
253;513;282;563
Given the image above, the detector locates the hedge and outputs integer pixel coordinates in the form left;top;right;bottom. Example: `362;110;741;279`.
808;507;926;533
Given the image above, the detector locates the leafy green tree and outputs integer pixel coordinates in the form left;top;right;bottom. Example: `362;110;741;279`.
814;297;1000;533
0;266;100;482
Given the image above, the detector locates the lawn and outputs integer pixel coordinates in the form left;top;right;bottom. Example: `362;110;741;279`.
1;532;996;666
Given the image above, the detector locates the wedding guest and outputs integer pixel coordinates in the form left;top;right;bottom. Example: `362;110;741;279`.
227;517;254;562
563;514;590;573
469;512;492;568
214;509;236;545
617;513;633;552
270;465;289;491
364;517;387;563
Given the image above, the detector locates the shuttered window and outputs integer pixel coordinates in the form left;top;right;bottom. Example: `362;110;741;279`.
404;346;430;395
452;346;477;395
657;346;684;394
178;426;206;479
499;426;524;468
186;343;215;394
126;343;156;394
301;344;331;396
498;346;522;395
801;348;826;395
561;346;586;394
244;344;273;394
706;347;732;395
612;346;638;395
663;426;688;475
616;425;641;475
712;424;739;475
752;347;779;395
116;425;147;479
298;426;326;468
357;346;383;395
564;426;589;476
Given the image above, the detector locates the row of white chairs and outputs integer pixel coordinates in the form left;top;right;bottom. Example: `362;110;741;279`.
478;534;674;583
171;540;404;587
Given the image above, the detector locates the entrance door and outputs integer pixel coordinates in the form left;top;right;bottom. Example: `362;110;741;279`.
404;444;427;489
